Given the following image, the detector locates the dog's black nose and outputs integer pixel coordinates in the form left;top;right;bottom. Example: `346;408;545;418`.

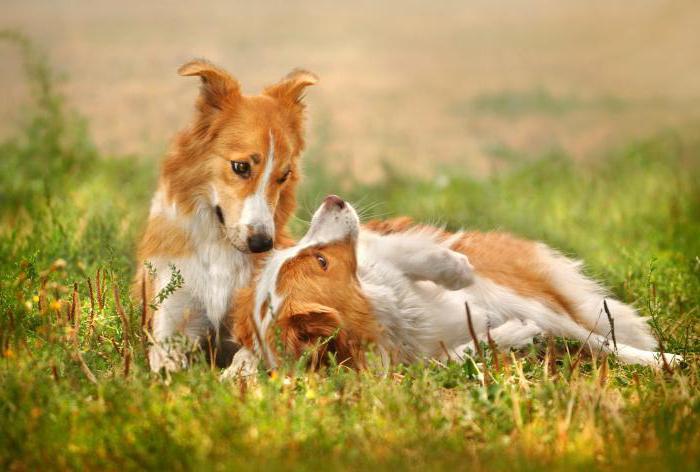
247;234;273;253
324;194;345;210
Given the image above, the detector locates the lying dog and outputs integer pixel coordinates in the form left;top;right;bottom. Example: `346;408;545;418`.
134;59;317;372
223;196;680;378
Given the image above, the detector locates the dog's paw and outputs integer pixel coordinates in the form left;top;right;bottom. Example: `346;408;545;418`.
660;352;684;367
220;347;260;381
432;250;475;290
148;344;187;374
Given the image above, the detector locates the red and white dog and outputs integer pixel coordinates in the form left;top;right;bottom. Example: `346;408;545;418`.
135;59;317;372
224;196;680;377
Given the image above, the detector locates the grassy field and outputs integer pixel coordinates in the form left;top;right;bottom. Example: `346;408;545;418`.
1;36;699;471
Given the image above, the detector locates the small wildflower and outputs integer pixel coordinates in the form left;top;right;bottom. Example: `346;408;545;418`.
51;259;67;271
24;300;33;311
50;300;62;311
247;427;259;440
32;295;39;303
305;389;316;400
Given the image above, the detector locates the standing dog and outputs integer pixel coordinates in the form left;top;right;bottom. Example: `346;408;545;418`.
135;59;317;372
224;196;679;377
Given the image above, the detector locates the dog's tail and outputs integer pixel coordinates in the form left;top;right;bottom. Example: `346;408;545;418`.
536;243;658;351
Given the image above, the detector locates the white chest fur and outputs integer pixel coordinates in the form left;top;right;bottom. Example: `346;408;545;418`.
148;192;253;340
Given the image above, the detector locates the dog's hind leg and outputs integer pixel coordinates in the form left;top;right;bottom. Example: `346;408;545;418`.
449;319;542;360
489;319;543;349
546;314;682;367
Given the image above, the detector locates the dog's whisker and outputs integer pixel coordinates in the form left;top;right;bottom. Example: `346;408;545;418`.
353;200;388;220
358;211;393;222
291;215;312;225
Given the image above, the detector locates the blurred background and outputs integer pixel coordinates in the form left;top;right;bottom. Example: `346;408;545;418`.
3;0;699;182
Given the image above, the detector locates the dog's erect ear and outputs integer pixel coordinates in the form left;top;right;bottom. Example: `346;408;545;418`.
178;59;241;112
264;69;318;107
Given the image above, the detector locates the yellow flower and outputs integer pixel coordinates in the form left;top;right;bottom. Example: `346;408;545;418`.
247;427;259;440
51;259;67;270
50;300;62;311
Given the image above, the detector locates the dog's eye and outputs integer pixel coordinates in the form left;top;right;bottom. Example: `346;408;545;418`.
277;169;291;184
231;161;251;179
315;253;328;271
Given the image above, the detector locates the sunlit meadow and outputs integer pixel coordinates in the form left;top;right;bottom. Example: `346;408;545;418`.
0;33;698;471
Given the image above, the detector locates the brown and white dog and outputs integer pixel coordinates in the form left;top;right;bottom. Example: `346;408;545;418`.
134;59;317;372
223;196;680;378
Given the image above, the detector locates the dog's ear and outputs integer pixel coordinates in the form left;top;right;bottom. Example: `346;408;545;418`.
264;69;318;107
278;301;368;369
178;59;241;113
278;302;341;357
285;302;340;339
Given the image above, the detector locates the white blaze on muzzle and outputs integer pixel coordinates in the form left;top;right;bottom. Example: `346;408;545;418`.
251;245;300;369
240;130;276;241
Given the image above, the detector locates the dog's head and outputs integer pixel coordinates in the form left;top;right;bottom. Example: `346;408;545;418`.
168;59;318;253
232;195;378;368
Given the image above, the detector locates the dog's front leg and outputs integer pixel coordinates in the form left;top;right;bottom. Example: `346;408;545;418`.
220;347;260;381
373;232;475;290
149;283;206;373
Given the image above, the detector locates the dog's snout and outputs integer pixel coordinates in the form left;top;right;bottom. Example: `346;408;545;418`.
247;233;274;253
324;194;345;210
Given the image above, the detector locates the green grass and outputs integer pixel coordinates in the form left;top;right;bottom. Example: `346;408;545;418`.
461;87;627;118
1;36;698;471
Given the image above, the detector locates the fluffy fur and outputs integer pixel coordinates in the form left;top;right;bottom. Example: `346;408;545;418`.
134;59;317;372
223;197;680;378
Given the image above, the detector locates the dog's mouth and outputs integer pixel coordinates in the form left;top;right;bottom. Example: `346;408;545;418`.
215;205;225;225
214;206;247;252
